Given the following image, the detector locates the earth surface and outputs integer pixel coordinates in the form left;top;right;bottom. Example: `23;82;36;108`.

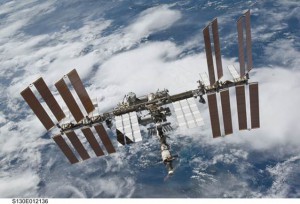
0;0;300;198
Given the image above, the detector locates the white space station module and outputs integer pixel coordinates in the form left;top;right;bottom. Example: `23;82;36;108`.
21;10;259;175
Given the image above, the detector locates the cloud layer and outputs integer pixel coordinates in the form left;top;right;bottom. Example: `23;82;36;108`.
0;0;299;198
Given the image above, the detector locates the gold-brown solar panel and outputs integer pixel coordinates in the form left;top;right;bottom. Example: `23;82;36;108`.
220;89;233;135
207;93;221;138
236;85;247;130
65;131;90;160
212;18;223;80
67;69;95;114
81;128;104;156
245;10;253;72
203;26;216;86
237;18;245;77
20;87;54;130
55;78;84;122
53;134;79;164
94;124;116;154
33;77;65;121
249;83;260;129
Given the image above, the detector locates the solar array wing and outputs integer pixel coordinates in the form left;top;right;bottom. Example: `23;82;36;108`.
207;93;221;137
65;131;90;160
55;78;84;122
212;18;223;80
203;26;216;86
81;128;104;156
237;18;245;77
52;134;79;164
33;77;66;122
235;85;247;130
173;98;204;129
67;69;95;114
236;10;254;75
227;65;240;80
220;89;233;135
94;124;116;154
245;10;253;72
20;87;54;130
249;83;260;128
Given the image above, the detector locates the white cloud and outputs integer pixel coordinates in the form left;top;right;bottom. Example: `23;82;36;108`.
91;41;238;112
264;39;300;68
0;1;55;40
0;170;40;197
125;5;181;39
0;112;6;124
267;156;300;197
0;0;299;198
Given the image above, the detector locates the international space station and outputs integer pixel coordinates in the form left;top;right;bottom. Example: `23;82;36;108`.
21;10;259;175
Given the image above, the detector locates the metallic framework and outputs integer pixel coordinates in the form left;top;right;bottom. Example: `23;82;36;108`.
20;10;260;174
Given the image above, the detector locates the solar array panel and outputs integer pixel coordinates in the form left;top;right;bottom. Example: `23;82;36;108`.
53;134;79;164
203;26;216;86
249;83;260;128
33;77;65;121
212;18;223;80
55;78;84;122
207;93;221;137
20;87;54;130
237;18;245;77
237;10;253;75
220;89;233;135
245;10;253;72
67;69;95;114
81;127;104;156
236;85;247;130
94;124;116;154
53;124;116;164
173;98;204;129
65;131;90;161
